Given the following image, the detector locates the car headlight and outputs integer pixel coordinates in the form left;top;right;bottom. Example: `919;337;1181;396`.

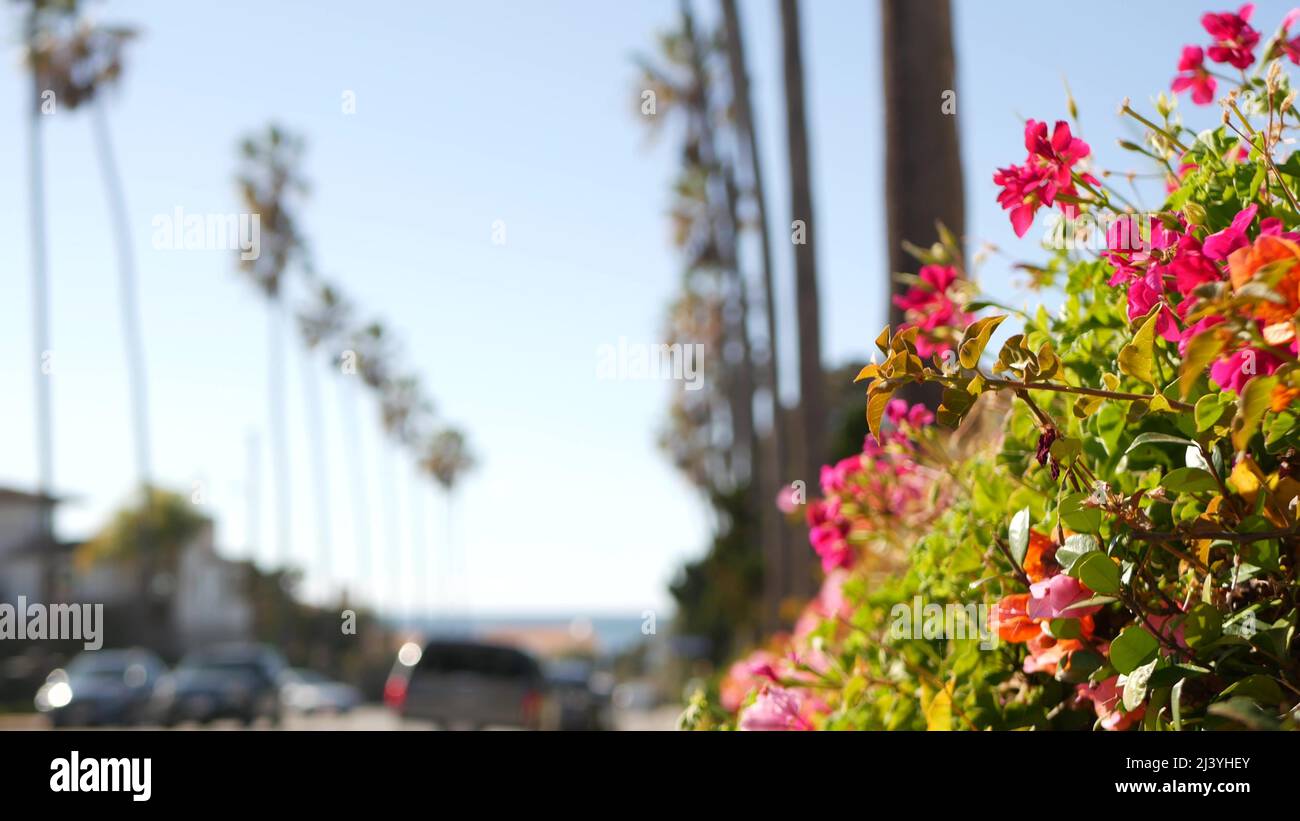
45;681;74;710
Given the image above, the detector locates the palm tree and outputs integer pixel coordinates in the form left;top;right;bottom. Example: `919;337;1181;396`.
419;428;475;616
235;124;309;570
720;0;788;631
24;8;153;495
18;0;72;602
297;281;352;596
779;0;822;599
881;0;964;407
376;373;432;618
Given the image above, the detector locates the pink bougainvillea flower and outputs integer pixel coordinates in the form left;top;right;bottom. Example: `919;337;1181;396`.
720;649;783;711
1024;119;1093;184
1209;345;1282;393
1027;574;1102;620
1202;204;1257;259
994;161;1051;237
738;685;813;731
1171;46;1217;104
1202;4;1259;68
1283;8;1300;63
1076;676;1144;731
775;482;802;514
995;120;1095;238
892;265;971;358
886;397;935;429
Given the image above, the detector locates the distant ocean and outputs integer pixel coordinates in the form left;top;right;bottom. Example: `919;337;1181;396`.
389;614;656;654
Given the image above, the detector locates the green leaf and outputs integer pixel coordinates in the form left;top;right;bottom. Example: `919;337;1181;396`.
1059;492;1101;533
1232;375;1278;452
1048;437;1081;463
1123;658;1158;712
1056;534;1097;573
1180;329;1225;398
1060;594;1117;614
1007;507;1030;566
1073;551;1121;595
1118;311;1158;385
1171;677;1185;731
1159;467;1219;494
959;315;1007;370
1220;674;1284;706
1194;393;1232;431
1181;603;1222;649
1124;432;1197;455
866;383;897;443
1110;625;1160;675
1047;618;1082;639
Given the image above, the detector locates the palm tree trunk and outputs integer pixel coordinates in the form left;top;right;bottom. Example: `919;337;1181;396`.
267;298;292;569
299;347;333;595
881;0;964;408
339;377;372;604
90;97;153;489
26;12;56;604
779;0;822;600
721;0;789;631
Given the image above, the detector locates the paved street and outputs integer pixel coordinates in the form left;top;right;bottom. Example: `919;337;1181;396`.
0;704;682;731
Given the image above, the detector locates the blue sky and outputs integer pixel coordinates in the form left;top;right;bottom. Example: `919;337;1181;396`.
1;0;1291;617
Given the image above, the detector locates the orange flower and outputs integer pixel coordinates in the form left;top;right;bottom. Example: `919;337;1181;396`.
1227;235;1300;344
1271;383;1300;412
992;594;1040;643
1023;530;1059;583
1024;634;1083;675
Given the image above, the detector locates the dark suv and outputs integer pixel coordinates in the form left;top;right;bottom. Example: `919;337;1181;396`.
151;643;287;727
386;640;546;730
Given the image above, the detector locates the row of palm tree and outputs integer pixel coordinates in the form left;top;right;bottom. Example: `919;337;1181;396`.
235;123;476;617
637;0;825;634
17;0;474;619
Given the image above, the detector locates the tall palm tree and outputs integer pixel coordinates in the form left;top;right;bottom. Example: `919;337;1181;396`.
18;0;72;602
779;0;823;600
297;281;352;596
881;0;964;407
419;428;475;616
235;124;309;569
25;9;153;494
345;321;394;602
377;373;432;617
720;0;788;631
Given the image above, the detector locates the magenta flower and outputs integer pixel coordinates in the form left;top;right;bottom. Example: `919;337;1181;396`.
1202;204;1257;259
1027;574;1102;620
1171;46;1218;104
1202;4;1259;69
738;685;813;731
1210;345;1282;393
995;120;1095;238
891;264;971;358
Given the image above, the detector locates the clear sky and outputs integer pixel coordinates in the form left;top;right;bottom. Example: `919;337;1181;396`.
1;0;1289;617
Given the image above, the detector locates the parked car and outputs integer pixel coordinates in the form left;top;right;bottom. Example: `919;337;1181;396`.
35;648;166;727
280;668;361;715
544;658;613;731
385;640;546;730
150;643;287;727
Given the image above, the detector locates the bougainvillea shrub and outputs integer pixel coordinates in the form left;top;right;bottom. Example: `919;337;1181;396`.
682;4;1300;731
